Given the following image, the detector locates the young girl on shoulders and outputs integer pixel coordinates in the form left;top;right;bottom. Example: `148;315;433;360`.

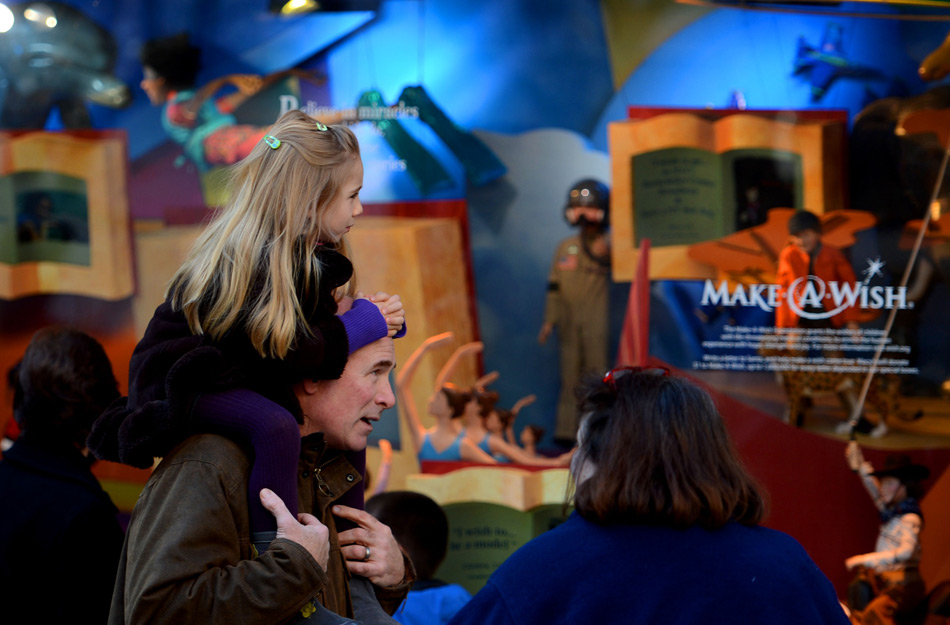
90;110;404;552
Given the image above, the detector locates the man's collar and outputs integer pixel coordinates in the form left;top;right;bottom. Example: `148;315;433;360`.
301;431;327;455
299;432;346;463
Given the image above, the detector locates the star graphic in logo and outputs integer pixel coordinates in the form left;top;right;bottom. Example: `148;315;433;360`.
862;257;886;284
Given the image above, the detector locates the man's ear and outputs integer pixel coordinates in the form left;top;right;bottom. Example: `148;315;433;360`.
301;379;321;396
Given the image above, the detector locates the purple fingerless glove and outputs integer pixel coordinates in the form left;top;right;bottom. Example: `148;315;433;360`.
339;299;389;354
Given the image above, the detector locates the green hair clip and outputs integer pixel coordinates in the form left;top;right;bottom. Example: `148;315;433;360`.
315;121;328;131
263;135;281;149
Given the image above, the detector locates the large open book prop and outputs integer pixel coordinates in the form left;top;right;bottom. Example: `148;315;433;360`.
407;466;570;594
0;131;133;300
609;110;846;281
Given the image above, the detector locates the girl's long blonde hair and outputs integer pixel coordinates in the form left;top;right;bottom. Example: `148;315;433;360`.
167;109;361;359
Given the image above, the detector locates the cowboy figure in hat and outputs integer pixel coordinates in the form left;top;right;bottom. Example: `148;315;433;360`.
844;441;930;624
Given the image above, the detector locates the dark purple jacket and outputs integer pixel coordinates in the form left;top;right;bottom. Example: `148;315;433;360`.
88;247;352;468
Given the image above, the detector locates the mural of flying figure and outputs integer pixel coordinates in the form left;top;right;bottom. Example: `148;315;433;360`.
793;22;884;101
0;2;131;128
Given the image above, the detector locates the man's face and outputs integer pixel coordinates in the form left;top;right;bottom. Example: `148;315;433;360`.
297;337;396;451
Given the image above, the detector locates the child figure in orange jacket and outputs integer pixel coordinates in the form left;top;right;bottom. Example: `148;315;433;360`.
776;210;861;331
775;210;874;433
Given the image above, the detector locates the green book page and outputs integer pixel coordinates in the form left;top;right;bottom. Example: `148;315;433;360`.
438;502;570;595
10;171;91;266
632;146;725;246
0;175;15;264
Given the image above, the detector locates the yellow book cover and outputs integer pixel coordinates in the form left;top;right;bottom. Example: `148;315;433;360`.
0;131;133;300
608;111;845;281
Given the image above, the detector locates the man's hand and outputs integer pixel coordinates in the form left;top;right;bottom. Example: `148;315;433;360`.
260;488;330;571
334;505;406;587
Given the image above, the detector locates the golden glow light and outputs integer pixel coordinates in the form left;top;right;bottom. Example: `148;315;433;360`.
0;4;13;33
280;0;319;15
24;3;55;27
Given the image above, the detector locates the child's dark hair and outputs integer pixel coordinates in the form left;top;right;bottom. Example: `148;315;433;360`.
523;424;545;443
140;33;201;90
441;384;472;419
474;389;499;418
495;408;515;429
787;210;822;236
365;491;449;580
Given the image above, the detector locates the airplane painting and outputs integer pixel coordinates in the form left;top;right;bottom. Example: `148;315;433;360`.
793;22;885;101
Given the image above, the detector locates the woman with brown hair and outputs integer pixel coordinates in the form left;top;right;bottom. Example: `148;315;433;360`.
448;367;850;625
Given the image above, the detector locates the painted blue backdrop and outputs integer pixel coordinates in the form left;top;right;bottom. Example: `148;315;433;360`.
19;0;950;446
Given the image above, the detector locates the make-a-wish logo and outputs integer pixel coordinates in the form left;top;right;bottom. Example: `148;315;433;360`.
699;257;913;318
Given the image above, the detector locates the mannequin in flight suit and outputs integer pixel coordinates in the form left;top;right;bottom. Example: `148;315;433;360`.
538;179;611;444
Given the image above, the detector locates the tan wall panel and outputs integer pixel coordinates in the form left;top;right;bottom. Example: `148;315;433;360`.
349;217;477;488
